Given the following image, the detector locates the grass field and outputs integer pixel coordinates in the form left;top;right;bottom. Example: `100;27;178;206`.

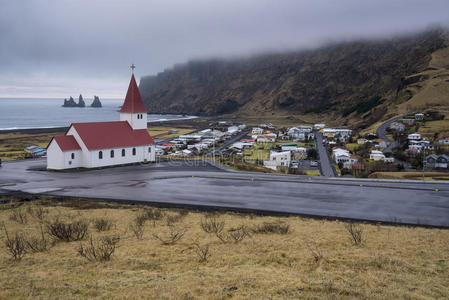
147;126;197;139
369;171;449;180
0;195;448;299
0;131;62;161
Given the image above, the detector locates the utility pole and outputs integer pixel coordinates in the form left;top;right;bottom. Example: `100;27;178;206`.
422;147;425;181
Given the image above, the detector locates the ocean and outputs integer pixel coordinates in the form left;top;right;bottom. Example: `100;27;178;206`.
0;98;196;130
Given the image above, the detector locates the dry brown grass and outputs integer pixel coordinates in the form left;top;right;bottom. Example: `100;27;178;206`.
369;171;449;181
0;195;448;299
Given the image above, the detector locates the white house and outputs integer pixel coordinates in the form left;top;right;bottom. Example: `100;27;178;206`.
415;113;424;120
252;127;264;135
408;133;422;140
322;128;353;139
47;73;156;170
263;151;291;170
437;137;449;145
314;123;325;130
369;150;386;161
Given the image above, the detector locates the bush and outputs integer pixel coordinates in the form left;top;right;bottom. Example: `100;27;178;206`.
78;235;120;262
153;227;186;245
25;224;55;252
251;221;290;235
9;208;28;224
193;242;211;263
46;218;89;242
2;224;26;260
216;225;250;244
200;216;225;234
26;206;48;221
93;217;115;232
345;223;363;246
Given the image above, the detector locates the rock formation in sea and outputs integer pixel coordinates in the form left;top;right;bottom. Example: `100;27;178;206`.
62;96;78;107
90;96;102;108
78;94;86;107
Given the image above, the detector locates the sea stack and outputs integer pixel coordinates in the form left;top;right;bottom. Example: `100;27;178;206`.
78;94;86;107
62;96;78;107
91;96;102;107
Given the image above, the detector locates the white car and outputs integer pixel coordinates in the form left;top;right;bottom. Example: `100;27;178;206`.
310;161;319;167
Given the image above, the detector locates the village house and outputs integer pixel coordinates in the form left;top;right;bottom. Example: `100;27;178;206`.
357;138;369;145
408;133;422;140
252;127;264;135
415;113;424;120
369;150;386;161
401;119;415;126
47;73;156;170
389;122;405;132
437;137;449;145
314;123;325;130
322;128;353;140
263;151;291;170
374;139;387;149
425;154;449;169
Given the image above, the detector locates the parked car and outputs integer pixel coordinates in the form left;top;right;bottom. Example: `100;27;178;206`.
310;160;319;167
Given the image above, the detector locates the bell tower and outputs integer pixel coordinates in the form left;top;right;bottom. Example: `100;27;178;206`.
119;64;148;130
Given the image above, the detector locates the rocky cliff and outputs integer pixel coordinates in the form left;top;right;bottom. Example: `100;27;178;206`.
139;29;448;127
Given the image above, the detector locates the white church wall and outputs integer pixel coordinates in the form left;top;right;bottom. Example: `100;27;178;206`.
47;140;65;170
89;145;153;168
67;127;91;167
63;150;83;169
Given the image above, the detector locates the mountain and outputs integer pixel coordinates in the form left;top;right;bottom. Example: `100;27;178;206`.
139;29;449;128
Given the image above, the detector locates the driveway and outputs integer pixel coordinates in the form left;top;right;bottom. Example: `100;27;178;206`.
315;131;336;177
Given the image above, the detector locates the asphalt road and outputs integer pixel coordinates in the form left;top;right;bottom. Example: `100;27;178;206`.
206;129;251;156
315;132;336;177
376;113;410;154
1;159;448;227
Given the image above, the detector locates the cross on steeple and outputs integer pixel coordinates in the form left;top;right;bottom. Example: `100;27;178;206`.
130;63;136;73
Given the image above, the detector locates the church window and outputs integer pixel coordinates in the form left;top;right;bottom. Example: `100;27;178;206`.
99;151;103;159
148;147;151;153
132;148;136;155
111;150;114;158
122;149;125;157
71;153;75;159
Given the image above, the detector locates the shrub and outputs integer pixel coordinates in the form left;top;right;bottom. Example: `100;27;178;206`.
251;221;290;235
46;218;89;242
129;219;144;239
78;234;120;262
93;217;115;232
2;224;26;260
25;224;55;252
26;206;48;221
216;225;250;244
153;227;186;245
9;208;28;224
193;242;211;263
345;223;363;246
200;216;225;234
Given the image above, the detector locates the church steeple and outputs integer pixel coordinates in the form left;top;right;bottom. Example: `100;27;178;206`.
120;66;148;130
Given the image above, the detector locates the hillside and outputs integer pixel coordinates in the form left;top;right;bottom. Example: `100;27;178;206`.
140;29;449;129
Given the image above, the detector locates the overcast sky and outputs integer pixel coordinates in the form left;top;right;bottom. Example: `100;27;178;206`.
0;0;448;98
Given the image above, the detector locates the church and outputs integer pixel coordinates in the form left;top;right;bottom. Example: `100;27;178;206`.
47;71;156;170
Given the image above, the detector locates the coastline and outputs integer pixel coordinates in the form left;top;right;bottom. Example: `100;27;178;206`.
0;116;200;134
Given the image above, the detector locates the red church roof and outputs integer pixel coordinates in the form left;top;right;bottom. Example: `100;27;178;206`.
51;135;82;151
71;121;154;150
119;74;147;113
